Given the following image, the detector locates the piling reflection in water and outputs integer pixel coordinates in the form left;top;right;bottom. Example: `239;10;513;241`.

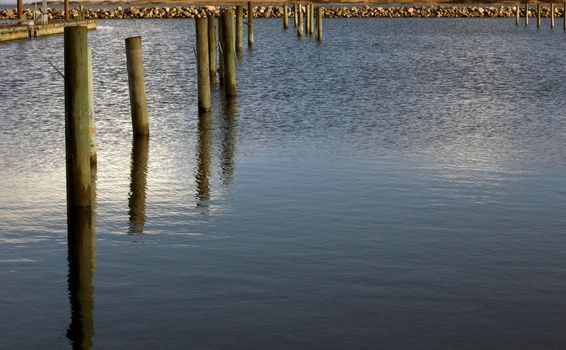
128;136;149;233
66;165;96;350
195;112;212;208
220;98;237;186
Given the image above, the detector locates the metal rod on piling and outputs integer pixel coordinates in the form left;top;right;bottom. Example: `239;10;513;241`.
551;3;555;28
525;2;529;26
64;26;92;208
208;14;217;78
248;2;254;47
125;36;149;136
222;9;237;97
537;3;541;28
196;16;211;112
316;6;322;41
236;5;244;52
283;5;289;29
87;46;96;164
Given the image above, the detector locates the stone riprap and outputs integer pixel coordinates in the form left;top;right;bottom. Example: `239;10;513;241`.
0;5;564;20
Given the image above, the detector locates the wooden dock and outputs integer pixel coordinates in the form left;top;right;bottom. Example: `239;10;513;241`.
0;20;96;43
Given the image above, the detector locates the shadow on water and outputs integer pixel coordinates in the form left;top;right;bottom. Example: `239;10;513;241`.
220;97;237;186
128;136;150;234
195;111;212;210
66;165;97;350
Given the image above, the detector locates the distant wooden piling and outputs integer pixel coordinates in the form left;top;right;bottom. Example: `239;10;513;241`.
248;2;254;47
294;3;298;27
551;3;555;28
236;5;244;52
64;26;92;208
65;0;69;20
125;36;149;136
86;46;96;164
525;2;529;26
310;4;315;35
306;3;311;35
17;0;22;19
208;15;217;78
196;17;211;112
218;16;224;85
516;3;520;26
316;7;323;41
283;5;289;29
297;3;304;37
222;9;237;97
537;3;541;28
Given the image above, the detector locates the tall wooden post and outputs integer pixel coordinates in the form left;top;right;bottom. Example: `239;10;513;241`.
297;3;304;37
64;26;92;208
87;46;96;164
195;17;211;112
283;5;289;29
125;36;149;136
248;2;254;47
65;0;70;20
516;3;520;26
236;5;244;52
551;3;555;28
306;3;311;35
316;7;323;41
294;3;298;27
222;10;237;97
537;3;541;28
525;2;529;26
310;3;315;35
208;15;217;78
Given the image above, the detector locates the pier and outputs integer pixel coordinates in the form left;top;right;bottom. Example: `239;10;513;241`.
0;19;96;43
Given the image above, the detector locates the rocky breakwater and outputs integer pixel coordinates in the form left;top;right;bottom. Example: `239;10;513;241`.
1;6;564;20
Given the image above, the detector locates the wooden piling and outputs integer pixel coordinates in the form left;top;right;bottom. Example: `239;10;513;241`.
551;4;555;28
64;26;92;208
297;3;304;37
564;2;566;31
208;15;217;78
125;36;149;135
316;7;323;41
294;3;298;27
283;5;289;30
17;0;22;19
65;0;69;20
86;46;96;164
196;17;211;112
537;3;541;28
306;4;311;36
222;10;237;97
218;16;224;85
525;2;529;26
236;5;244;52
309;3;315;35
248;2;254;47
516;3;520;26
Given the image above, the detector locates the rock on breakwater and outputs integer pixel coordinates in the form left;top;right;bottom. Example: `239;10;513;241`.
1;5;564;20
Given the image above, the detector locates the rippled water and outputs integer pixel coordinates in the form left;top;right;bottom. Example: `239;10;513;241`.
2;18;566;349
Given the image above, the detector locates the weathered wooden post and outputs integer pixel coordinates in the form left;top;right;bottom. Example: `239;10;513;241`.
310;3;315;35
537;3;541;28
128;136;149;233
248;2;254;47
64;26;92;208
196;17;211;112
525;2;529;26
316;7;323;41
516;3;520;26
236;5;244;52
297;3;304;37
551;3;555;28
294;3;298;27
306;3;311;35
125;36;149;135
17;0;23;19
208;14;217;78
222;9;237;97
86;46;96;164
283;5;289;29
218;15;224;85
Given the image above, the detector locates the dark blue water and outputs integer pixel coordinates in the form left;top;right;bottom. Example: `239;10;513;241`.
1;18;566;349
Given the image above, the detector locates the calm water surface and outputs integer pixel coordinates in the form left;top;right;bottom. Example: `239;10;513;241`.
1;18;566;349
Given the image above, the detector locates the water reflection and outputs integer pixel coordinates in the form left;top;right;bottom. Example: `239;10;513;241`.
195;112;212;208
128;136;149;234
66;166;96;350
220;98;237;186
